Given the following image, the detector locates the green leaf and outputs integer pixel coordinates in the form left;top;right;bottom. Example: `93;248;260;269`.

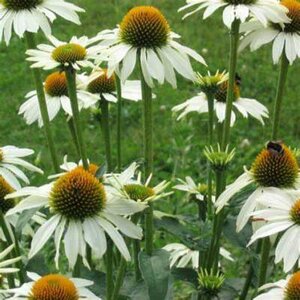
139;249;171;300
15;208;40;237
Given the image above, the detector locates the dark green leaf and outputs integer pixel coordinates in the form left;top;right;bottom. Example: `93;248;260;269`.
139;249;171;300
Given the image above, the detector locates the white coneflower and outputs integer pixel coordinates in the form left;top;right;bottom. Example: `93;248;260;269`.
0;244;21;275
19;71;98;127
106;163;171;204
96;6;206;88
215;141;300;232
248;189;300;272
254;271;300;299
0;145;43;190
172;72;268;125
26;35;103;71
163;243;234;269
178;0;290;28
240;0;300;64
173;177;210;201
78;68;145;103
6;165;145;269
0;0;84;45
0;272;101;299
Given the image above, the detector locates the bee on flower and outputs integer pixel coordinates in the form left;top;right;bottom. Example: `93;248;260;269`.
0;272;101;299
5;163;145;269
0;0;84;45
96;6;206;88
215;141;300;233
172;71;269;126
19;71;98;127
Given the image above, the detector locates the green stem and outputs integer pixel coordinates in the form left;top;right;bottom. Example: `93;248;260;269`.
207;92;215;217
115;77;123;172
111;258;126;300
271;54;289;140
65;68;89;170
221;20;240;150
24;32;60;173
139;58;154;256
239;267;254;300
106;238;114;300
258;238;271;287
99;97;113;172
0;213;25;285
206;170;225;270
67;117;80;156
133;239;142;281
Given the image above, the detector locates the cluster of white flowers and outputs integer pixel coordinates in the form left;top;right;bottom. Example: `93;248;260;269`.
0;0;298;298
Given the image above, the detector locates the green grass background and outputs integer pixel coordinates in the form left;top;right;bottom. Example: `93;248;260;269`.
0;0;299;297
1;0;299;182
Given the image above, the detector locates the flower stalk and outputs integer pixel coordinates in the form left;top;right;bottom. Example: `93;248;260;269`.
65;67;89;170
222;19;240;149
24;32;60;173
272;53;289;140
115;76;123;172
99;97;113;171
139;58;154;256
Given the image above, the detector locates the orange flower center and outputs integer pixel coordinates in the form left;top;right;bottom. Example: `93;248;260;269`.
281;0;300;32
285;272;300;299
252;142;299;188
120;6;170;48
50;166;106;220
87;70;116;94
28;274;79;300
44;72;68;97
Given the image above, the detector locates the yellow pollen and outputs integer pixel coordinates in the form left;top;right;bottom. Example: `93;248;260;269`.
252;142;299;188
87;70;116;94
285;271;300;299
52;43;87;65
44;72;68;97
28;274;79;300
120;6;170;48
290;199;300;224
50;166;106;220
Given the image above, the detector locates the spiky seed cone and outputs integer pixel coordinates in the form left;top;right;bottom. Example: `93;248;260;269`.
120;6;170;48
28;274;79;300
52;44;86;64
252;142;299;188
124;184;154;201
50;166;106;220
